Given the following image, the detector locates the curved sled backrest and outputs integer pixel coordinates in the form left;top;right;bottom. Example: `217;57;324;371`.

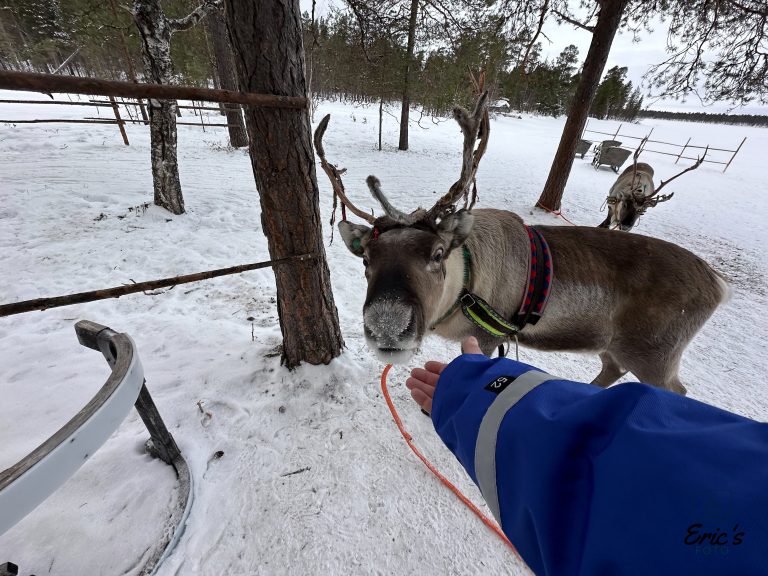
0;320;191;576
0;327;143;535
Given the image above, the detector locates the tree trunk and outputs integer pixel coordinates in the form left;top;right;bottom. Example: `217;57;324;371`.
109;0;149;124
132;0;185;214
206;9;248;147
398;0;419;151
379;97;383;151
535;0;628;212
225;0;344;369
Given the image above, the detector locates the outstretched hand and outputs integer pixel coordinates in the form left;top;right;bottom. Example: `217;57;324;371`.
406;336;484;414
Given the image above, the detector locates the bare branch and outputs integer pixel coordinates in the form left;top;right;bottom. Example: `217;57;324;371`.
313;114;376;224
644;0;768;105
552;8;595;33
520;0;551;74
169;0;221;33
421;0;471;34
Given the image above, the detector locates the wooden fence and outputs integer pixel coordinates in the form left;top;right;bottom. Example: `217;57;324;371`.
581;119;747;173
0;70;307;146
0;96;242;146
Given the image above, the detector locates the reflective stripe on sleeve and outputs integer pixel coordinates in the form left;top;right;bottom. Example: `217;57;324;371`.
474;370;558;526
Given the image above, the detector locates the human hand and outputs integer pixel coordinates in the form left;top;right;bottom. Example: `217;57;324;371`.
405;336;484;414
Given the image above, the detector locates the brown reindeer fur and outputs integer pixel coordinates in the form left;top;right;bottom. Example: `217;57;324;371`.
348;209;728;395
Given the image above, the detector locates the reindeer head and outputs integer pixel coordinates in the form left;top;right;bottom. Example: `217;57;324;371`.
601;162;656;231
315;92;489;363
598;139;706;232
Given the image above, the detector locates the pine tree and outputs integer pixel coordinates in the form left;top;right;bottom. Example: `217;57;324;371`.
225;0;344;368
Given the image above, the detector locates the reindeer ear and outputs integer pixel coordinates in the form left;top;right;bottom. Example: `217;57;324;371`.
437;209;474;250
339;221;372;257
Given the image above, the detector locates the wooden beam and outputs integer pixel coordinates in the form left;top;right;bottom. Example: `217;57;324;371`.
0;118;122;125
109;95;129;146
0;99;108;107
0;253;317;317
723;136;747;173
0;71;307;109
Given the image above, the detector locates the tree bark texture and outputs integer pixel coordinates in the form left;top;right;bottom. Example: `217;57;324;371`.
535;0;628;212
398;0;419;151
207;9;248;147
133;0;185;214
224;0;344;368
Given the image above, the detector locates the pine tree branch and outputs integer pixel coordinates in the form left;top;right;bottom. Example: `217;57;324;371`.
169;0;222;33
552;8;595;33
520;0;550;73
725;0;768;17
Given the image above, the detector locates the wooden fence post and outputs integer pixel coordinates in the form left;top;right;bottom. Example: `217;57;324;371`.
121;96;135;123
198;101;206;132
723;136;747;173
674;137;691;164
109;95;129;146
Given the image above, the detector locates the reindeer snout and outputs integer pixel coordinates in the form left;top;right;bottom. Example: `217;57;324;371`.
363;297;417;349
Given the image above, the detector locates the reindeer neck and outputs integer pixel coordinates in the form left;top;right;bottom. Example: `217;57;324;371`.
464;213;531;310
429;211;532;332
430;245;469;329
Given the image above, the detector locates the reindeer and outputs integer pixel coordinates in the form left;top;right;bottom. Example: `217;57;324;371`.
315;94;729;395
598;139;706;231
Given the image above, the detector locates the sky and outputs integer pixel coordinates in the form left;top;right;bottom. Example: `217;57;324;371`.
299;0;768;115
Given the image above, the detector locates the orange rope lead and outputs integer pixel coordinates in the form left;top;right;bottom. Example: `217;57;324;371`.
380;364;520;556
536;202;579;226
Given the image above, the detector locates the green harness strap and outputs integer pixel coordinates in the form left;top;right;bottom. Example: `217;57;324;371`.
459;291;521;338
429;245;521;337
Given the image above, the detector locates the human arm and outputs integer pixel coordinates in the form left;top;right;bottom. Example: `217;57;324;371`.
409;341;768;575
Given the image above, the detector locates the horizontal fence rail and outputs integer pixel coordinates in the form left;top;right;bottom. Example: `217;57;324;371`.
0;71;307;109
0;99;109;107
0;88;257;144
0;253;317;317
581;119;746;173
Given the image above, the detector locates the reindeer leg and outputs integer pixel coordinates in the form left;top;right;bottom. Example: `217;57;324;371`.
591;351;627;387
628;361;688;396
615;349;688;396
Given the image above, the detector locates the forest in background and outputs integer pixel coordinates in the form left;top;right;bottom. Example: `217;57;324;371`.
0;0;765;126
638;109;768;127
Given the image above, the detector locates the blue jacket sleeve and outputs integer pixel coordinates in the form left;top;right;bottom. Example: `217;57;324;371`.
431;354;768;576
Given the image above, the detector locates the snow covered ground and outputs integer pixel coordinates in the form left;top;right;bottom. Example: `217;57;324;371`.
1;90;766;575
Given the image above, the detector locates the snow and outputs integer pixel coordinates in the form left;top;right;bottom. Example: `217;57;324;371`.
1;90;767;575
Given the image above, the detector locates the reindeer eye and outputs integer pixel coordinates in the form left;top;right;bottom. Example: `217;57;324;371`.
432;248;444;264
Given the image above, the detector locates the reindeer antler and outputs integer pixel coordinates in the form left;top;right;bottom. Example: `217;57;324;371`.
365;176;427;225
427;89;490;220
653;146;708;197
630;136;648;184
314;81;490;227
314;114;376;225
